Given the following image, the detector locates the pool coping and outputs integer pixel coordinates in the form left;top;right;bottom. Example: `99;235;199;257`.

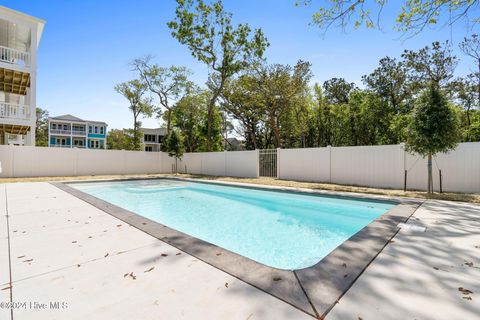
51;178;423;319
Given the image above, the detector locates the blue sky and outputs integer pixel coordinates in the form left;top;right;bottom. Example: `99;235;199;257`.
4;0;479;129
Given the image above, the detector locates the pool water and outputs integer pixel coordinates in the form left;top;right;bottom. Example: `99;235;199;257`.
71;179;394;270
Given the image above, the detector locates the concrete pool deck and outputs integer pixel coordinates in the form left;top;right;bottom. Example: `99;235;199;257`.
1;182;479;319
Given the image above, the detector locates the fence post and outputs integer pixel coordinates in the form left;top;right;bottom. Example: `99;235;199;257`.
74;148;78;176
255;149;260;178
9;144;14;177
276;148;280;179
327;145;332;183
122;150;127;175
400;143;406;191
224;150;227;176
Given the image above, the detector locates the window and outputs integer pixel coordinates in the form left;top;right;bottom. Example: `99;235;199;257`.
100;127;104;134
89;140;100;149
94;126;98;134
144;134;156;142
145;146;153;152
56;138;67;146
63;124;68;131
89;126;93;134
52;123;57;130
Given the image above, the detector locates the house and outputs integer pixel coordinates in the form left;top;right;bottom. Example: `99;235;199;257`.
48;114;107;149
0;6;45;146
226;137;244;151
141;127;167;152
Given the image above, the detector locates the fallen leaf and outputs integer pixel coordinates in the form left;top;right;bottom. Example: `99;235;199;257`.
463;296;473;301
433;267;439;270
116;224;122;227
144;267;155;273
72;241;77;243
161;253;168;257
344;274;348;278
23;259;33;263
216;253;222;256
17;255;25;259
464;262;474;267
176;253;182;255
77;264;81;267
104;253;109;258
123;273;129;278
342;263;347;268
459;287;473;295
225;282;229;288
273;277;282;281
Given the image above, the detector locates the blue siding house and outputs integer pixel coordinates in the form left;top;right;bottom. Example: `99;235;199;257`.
48;114;107;149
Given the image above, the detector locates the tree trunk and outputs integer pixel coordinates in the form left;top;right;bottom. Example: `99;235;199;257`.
477;59;480;109
166;109;172;135
133;114;138;151
427;154;433;194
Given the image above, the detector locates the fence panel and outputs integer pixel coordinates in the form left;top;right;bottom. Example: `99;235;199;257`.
278;147;330;182
331;145;405;189
226;150;258;178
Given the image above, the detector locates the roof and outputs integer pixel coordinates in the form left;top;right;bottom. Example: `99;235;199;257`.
49;114;107;126
141;127;167;135
0;6;46;46
49;114;85;122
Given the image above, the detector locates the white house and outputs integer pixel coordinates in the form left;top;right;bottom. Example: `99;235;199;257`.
0;6;45;146
141;127;167;152
48;114;108;149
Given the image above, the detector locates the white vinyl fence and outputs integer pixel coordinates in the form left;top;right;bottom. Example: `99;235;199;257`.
0;145;175;178
278;142;480;193
176;150;259;178
1;143;479;193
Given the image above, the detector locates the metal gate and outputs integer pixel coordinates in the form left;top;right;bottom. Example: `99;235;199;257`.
259;149;277;178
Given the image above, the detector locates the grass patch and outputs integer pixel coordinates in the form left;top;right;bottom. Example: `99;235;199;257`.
1;173;479;204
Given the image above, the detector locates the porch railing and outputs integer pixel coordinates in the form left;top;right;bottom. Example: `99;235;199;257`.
0;102;31;121
0;45;31;67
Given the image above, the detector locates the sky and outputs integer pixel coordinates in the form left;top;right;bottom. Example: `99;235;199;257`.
4;0;479;129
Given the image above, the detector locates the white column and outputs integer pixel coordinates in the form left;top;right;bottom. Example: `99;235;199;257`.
28;24;38;147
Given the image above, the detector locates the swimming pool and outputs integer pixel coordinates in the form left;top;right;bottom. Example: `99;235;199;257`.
70;179;395;270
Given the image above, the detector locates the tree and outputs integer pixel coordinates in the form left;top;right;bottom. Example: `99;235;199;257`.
131;56;192;135
460;34;480;109
363;57;412;113
165;129;185;173
107;129;136;150
114;79;153;150
168;0;269;151
170;88;208;152
322;77;356;104
402;41;458;89
35;107;49;147
221;74;265;149
405;84;461;193
257;60;313;148
297;0;480;37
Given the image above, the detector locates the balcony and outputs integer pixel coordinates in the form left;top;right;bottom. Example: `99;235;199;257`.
0;102;31;121
50;129;87;136
0;46;31;68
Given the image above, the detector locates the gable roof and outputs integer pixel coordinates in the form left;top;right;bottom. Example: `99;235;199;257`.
49;114;108;126
49;114;85;122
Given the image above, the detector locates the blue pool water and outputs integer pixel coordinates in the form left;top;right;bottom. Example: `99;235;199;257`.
71;179;395;270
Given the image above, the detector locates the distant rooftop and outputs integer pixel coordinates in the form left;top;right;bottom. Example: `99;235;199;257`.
49;114;108;126
141;127;167;135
